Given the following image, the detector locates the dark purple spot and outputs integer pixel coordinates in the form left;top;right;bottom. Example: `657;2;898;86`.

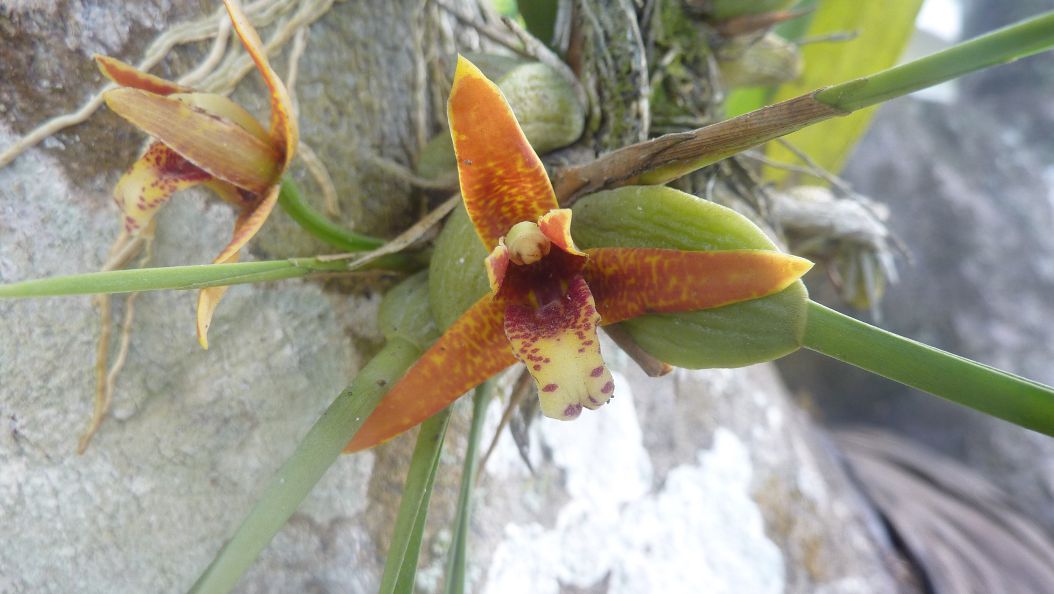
601;381;614;394
563;404;583;418
542;383;558;393
590;366;605;378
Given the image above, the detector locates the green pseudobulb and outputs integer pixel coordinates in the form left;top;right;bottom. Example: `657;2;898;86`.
429;186;809;368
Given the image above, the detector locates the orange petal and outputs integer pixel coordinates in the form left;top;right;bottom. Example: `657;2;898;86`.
346;295;516;452
485;242;511;293
504;275;614;420
94;55;191;95
223;0;298;167
104;87;280;194
583;248;813;325
448;55;559;249
195;183;282;348
537;209;585;256
113;141;211;234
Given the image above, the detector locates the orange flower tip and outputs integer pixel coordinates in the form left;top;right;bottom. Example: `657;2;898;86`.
505;221;552;265
790;254;814;277
95;54;191;95
453;54;484;85
537;209;584;256
504;276;614;420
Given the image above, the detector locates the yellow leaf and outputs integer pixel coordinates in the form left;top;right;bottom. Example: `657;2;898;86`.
764;0;923;185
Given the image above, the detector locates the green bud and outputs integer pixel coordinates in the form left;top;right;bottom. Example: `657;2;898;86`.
708;0;797;20
718;33;803;88
380;270;440;349
570;186;809;369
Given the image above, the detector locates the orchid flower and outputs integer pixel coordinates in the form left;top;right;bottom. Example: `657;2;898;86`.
344;56;812;452
97;0;297;348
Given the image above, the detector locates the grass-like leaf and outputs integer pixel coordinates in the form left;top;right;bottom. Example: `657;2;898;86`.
443;381;494;594
186;339;422;594
804;301;1054;436
0;253;426;299
380;408;452;594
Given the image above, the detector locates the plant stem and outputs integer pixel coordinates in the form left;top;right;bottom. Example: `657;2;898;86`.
803;301;1054;436
380;408;452;594
443;381;493;594
553;10;1054;200
0;252;428;299
277;178;385;252
816;11;1054;111
187;338;422;594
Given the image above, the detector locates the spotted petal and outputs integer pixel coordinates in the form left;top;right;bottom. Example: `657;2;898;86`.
504;275;614;420
345;295;516;452
448;55;559;249
583;247;813;325
113;141;211;234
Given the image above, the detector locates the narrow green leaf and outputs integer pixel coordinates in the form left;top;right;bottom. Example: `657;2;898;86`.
443;381;494;594
803;301;1054;435
187;338;423;594
764;0;924;184
816;10;1054;111
380;408;452;594
0;253;426;299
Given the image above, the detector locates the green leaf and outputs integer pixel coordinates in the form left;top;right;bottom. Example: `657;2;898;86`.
804;301;1054;436
0;253;425;299
764;0;924;184
380;408;452;594
187;338;422;594
443;381;493;594
188;273;439;594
